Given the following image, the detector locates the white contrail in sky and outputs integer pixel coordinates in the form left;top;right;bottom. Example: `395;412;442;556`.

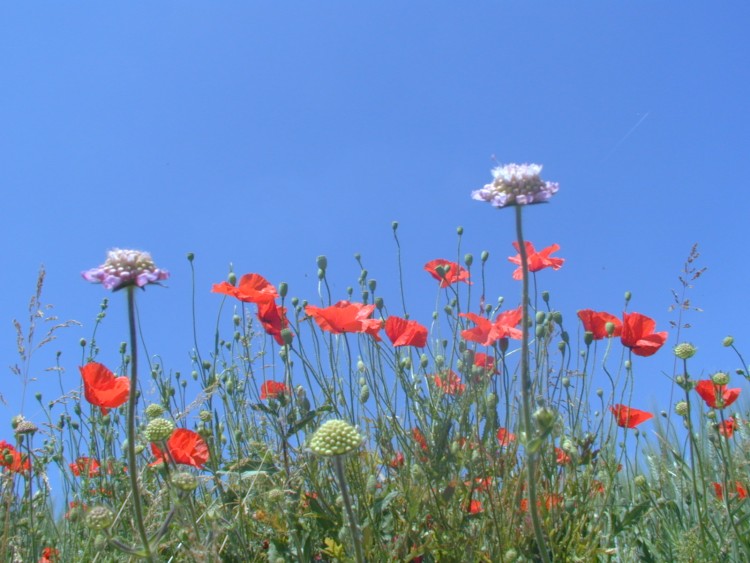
602;111;650;162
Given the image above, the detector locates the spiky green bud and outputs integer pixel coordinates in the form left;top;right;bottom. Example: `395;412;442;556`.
86;506;114;530
309;420;363;457
144;418;175;443
711;371;730;386
673;343;697;360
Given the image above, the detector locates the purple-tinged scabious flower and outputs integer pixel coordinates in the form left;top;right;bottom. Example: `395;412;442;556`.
83;248;169;291
471;163;559;208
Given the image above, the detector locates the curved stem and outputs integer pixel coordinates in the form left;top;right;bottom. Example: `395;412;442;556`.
514;205;551;563
126;287;153;562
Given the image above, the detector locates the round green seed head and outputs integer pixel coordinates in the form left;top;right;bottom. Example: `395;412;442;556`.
145;404;165;419
673;343;697;360
86;506;114;530
309;419;363;457
144;418;175;443
723;336;734;347
171;471;199;492
711;371;730;386
675;401;689;417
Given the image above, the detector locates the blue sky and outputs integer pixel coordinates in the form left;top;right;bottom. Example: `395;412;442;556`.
1;3;749;433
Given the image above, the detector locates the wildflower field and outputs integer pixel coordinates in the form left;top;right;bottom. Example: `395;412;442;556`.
4;165;750;563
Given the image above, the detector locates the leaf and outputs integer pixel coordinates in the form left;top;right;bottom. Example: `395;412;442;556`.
284;406;333;439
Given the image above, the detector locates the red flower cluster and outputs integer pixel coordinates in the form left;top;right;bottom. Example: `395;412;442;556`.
496;428;516;447
424;259;472;288
385;316;428;347
260;380;289;400
718;417;738;438
508;242;564;280
577;311;667;356
713;481;748;501
0;440;30;473
305;301;382;341
434;370;465;395
212;273;293;345
39;547;59;563
555;447;571;465
151;428;209;469
80;362;130;415
609;405;653;428
69;457;100;478
460;307;523;347
695;380;741;409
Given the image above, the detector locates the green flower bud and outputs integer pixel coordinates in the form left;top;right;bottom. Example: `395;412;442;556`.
456;226;463;235
675;401;689;417
634;475;647;488
392;221;398;231
171;471;199;492
228;271;237;285
480;250;489;263
86;506;114;530
186;252;195;262
552;311;563;324
317;268;325;280
281;328;294;346
145;404;165;419
420;354;429;368
673;343;697;360
144;418;175;443
723;336;734;347
624;291;631;303
464;254;473;267
584;331;594;346
368;279;377;292
541;291;550;303
711;371;730;386
605;322;616;336
309;420;363;457
279;282;288;298
316;255;328;270
79;338;87;347
374;296;384;310
535;311;546;324
359;385;370;404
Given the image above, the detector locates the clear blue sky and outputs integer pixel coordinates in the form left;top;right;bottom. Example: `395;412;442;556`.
2;4;748;430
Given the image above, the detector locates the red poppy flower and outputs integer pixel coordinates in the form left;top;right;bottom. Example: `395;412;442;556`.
389;452;405;468
718;417;738;438
460;307;523;346
466;499;483;514
609;404;653;428
70;457;100;478
577;309;622;339
39;547;59;563
305;301;382;341
212;273;279;304
412;428;428;452
713;481;748;500
508;242;564;280
694;380;741;409
620;312;667;357
424;259;472;288
257;300;292;345
555;447;571;465
385;316;428;348
0;440;30;473
497;428;516;446
151;428;209;469
79;362;130;415
473;352;499;375
434;370;465;395
260;380;289;400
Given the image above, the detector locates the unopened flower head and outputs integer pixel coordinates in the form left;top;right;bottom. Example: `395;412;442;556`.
673;343;697;360
144;418;175;443
309;419;363;457
711;371;730;386
471;163;559;208
83;248;169;291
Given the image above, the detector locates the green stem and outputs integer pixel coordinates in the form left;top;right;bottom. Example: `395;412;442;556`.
126;286;153;562
332;456;365;563
514;205;551;563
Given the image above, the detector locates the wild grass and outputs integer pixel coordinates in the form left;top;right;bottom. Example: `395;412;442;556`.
2;229;749;563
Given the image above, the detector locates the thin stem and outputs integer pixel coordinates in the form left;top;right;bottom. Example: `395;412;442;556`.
514;205;551;563
126;286;153;562
332;456;365;563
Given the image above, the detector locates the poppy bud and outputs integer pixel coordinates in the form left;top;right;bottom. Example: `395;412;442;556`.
281;328;294;346
481;251;489;263
561;331;569;344
359;385;370;404
542;291;550;303
316;255;328;270
35;392;42;402
535;325;545;338
624;360;631;370
457;226;463;235
347;287;353;297
186;252;194;262
536;311;546;324
119;342;127;354
485;304;492;314
624;291;631;303
584;331;594;346
317;268;325;280
464;254;473;267
558;341;566;354
723;336;734;347
400;357;412;370
392;221;398;231
279;282;288;298
561;377;570;387
228;272;237;285
634;475;647;488
498;338;509;353
80;338;87;347
375;296;384;310
596;388;603;398
435;355;445;368
420;354;429;368
368;279;377;292
605;322;616;336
